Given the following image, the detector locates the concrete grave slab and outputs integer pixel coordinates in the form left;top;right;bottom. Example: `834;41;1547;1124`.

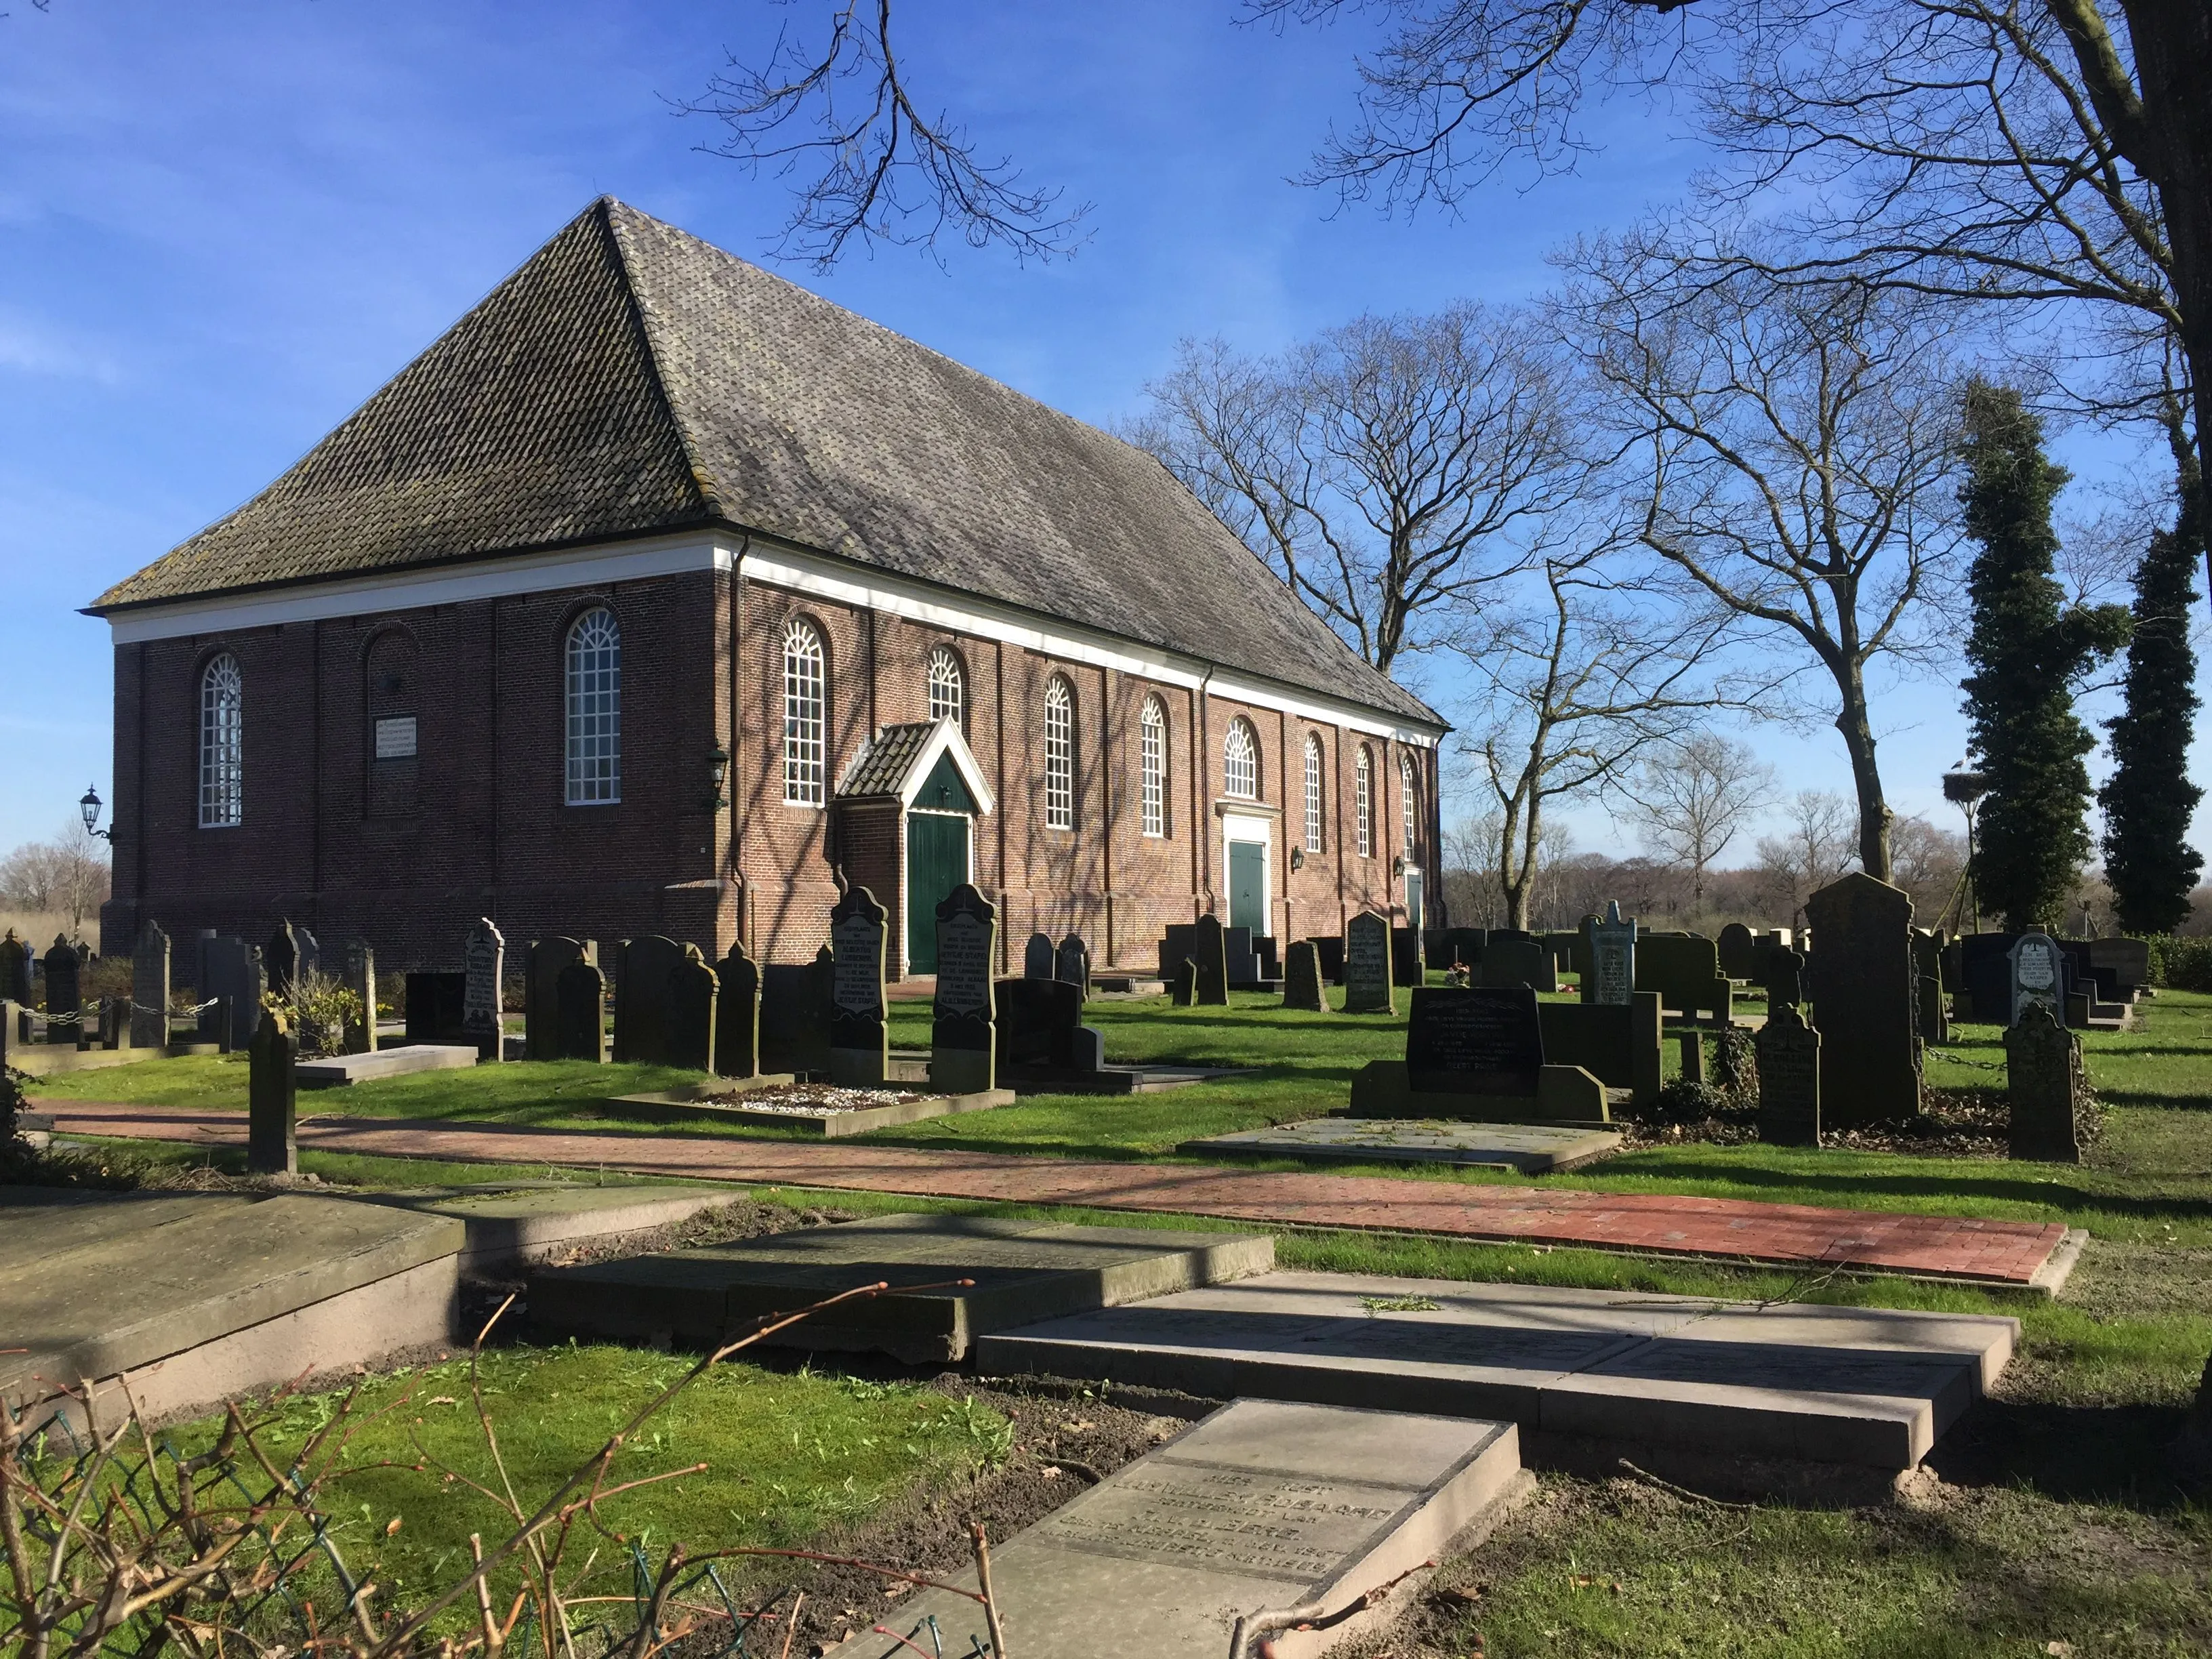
295;1043;478;1088
602;1085;1006;1135
831;1398;1528;1659
976;1269;2015;1474
1181;1118;1624;1174
530;1212;1274;1361
354;1183;747;1271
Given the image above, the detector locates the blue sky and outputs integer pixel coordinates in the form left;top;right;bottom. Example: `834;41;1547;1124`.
0;0;2192;866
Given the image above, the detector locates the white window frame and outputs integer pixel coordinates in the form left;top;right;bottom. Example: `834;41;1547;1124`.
1355;747;1373;859
783;617;827;806
198;653;244;828
563;607;622;806
1401;752;1420;856
1303;735;1324;854
1225;717;1258;800
1140;695;1167;839
1044;674;1075;831
927;644;964;728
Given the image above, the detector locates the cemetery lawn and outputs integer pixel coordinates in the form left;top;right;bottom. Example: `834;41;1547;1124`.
35;987;2212;1248
149;1344;1012;1644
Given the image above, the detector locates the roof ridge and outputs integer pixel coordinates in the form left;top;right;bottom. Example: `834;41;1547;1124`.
596;199;720;523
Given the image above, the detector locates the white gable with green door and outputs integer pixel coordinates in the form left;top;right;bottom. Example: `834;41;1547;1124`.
835;718;997;975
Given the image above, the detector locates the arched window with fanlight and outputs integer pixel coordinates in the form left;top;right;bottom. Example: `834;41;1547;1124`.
1224;717;1259;800
198;653;244;827
783;618;827;805
927;644;964;728
1140;695;1168;838
1303;735;1325;854
564;608;621;806
1401;752;1421;857
1355;746;1374;859
1044;674;1075;830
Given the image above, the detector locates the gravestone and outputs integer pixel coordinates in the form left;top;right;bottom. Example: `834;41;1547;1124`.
1717;922;1759;982
759;951;834;1077
404;971;466;1046
1408;986;1544;1098
461;917;506;1061
1023;931;1054;979
1804;873;1921;1126
1538;993;1664;1107
2007;933;2065;1029
131;920;171;1050
1912;929;1947;1046
2088;937;2152;1001
1282;939;1326;1012
1633;934;1732;1025
342;939;377;1054
1757;1002;1822;1146
266;920;301;1000
1391;925;1425;987
668;954;718;1073
1311;935;1345;983
1342;912;1395;1014
1189;914;1229;1006
1586;903;1636;1008
1479;936;1552;993
2006;1003;2081;1164
1677;1029;1706;1086
41;937;81;1046
247;1008;298;1176
714;941;762;1078
997;977;1084;1069
0;929;29;1004
1765;946;1806;1009
830;886;890;1086
526;937;592;1061
555;960;606;1062
1054;933;1090;1004
1168;958;1197;1007
202;937;266;1048
933;884;1000;1094
614;936;690;1066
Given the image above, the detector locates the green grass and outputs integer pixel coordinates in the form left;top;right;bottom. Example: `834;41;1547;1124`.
138;1345;1008;1641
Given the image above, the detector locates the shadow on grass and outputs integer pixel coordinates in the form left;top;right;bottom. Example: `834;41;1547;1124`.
1931;1397;2205;1512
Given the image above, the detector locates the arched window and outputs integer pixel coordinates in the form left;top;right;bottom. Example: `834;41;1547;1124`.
1401;752;1420;856
1140;695;1168;838
564;608;621;805
1224;718;1258;800
783;618;827;805
927;645;964;728
1044;674;1075;830
1303;735;1325;854
198;653;243;827
1355;746;1374;859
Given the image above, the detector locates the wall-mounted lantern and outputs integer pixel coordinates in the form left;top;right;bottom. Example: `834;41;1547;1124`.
1290;846;1305;872
706;746;731;811
79;785;112;842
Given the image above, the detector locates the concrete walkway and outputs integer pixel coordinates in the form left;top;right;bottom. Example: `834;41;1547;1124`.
43;1103;2074;1287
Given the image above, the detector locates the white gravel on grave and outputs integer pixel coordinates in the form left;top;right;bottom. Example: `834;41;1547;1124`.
695;1084;931;1117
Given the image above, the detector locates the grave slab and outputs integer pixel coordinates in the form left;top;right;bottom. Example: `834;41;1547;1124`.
529;1213;1274;1361
295;1044;480;1088
355;1183;746;1269
976;1270;2015;1473
830;1398;1526;1659
602;1084;1005;1136
1181;1118;1623;1174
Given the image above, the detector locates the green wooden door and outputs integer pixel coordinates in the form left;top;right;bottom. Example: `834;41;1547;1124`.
905;812;970;972
1405;869;1425;930
1228;839;1267;936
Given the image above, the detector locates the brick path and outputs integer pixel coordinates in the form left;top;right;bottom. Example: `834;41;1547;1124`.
43;1103;2070;1286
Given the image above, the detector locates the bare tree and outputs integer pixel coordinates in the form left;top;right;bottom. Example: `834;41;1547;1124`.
1570;253;1963;880
1622;731;1774;907
1130;306;1582;673
1456;551;1743;929
1756;787;1860;925
1253;0;2212;573
1890;811;1970;922
679;0;1087;266
0;821;108;934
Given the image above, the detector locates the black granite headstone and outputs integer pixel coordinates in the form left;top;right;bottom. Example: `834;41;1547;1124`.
41;935;81;1046
1405;986;1544;1096
1756;1002;1821;1146
405;971;468;1045
996;977;1083;1069
668;953;718;1073
555;960;605;1062
247;1008;298;1175
934;884;999;1092
714;941;761;1078
830;886;890;1086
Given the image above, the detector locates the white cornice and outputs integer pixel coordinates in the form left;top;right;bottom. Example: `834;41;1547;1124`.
100;529;1444;746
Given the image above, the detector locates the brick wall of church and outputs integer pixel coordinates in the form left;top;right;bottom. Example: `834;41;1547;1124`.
104;565;1440;980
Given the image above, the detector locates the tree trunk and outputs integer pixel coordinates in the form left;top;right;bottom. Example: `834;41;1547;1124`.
2112;0;2212;602
1834;671;1894;882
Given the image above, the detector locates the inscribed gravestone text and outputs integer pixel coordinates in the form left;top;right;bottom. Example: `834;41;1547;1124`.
462;917;506;1061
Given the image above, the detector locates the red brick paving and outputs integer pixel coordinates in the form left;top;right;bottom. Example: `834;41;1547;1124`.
43;1103;2070;1285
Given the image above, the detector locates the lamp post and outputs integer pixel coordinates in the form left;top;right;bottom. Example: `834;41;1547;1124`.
1942;763;1987;933
79;785;113;843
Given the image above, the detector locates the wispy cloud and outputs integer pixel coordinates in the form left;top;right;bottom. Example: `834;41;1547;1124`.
0;310;119;383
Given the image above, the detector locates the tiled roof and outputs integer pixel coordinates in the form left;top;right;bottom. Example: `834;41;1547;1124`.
94;199;1439;729
838;722;939;798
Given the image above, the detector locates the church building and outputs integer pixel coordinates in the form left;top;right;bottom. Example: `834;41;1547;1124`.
91;199;1445;977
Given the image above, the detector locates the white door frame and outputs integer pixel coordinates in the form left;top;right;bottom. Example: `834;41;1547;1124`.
1221;809;1274;939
